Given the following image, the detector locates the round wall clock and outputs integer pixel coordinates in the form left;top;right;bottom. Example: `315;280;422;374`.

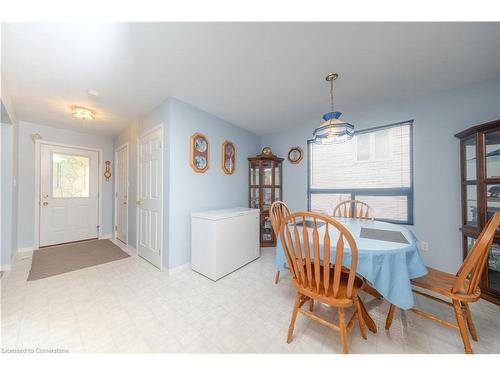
287;146;303;164
261;146;273;156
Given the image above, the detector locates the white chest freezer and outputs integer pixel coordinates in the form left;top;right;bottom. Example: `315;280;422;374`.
191;207;260;281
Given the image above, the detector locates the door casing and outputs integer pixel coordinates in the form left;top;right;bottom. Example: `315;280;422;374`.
34;140;103;250
136;124;164;269
114;143;129;246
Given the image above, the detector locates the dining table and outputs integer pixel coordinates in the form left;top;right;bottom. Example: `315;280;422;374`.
275;217;428;314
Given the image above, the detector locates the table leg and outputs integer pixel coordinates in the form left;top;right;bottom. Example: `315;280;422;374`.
362;280;383;299
358;299;377;333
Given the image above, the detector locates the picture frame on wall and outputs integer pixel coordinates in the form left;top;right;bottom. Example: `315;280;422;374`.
190;133;209;173
221;140;236;175
287;146;303;164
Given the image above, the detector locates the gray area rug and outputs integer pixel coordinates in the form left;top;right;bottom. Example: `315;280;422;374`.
28;239;130;281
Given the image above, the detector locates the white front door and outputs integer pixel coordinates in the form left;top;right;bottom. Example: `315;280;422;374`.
115;145;128;244
39;144;99;247
137;127;163;268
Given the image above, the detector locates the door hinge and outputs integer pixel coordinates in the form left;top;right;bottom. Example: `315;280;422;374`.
96;225;100;229
115;192;118;198
115;225;118;230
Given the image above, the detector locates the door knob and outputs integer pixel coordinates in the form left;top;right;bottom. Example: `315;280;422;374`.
43;202;48;206
123;202;127;206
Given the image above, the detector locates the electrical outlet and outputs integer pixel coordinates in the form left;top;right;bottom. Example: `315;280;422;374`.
421;241;429;252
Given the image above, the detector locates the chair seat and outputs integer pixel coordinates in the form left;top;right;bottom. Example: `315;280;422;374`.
292;267;364;307
411;267;480;302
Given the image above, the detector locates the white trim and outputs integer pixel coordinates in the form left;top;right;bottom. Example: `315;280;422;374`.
34;140;103;250
18;246;35;253
113;142;129;246
136;124;164;270
100;234;112;240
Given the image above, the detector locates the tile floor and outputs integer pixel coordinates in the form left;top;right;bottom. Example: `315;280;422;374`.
1;243;500;354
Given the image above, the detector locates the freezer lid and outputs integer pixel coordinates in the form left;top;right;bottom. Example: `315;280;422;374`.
191;207;260;220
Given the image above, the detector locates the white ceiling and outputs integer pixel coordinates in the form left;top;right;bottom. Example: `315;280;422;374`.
2;22;500;137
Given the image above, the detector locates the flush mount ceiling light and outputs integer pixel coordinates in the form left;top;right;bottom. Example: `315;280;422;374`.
312;73;354;145
71;105;95;121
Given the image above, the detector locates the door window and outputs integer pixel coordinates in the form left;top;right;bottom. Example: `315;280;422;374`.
52;153;90;198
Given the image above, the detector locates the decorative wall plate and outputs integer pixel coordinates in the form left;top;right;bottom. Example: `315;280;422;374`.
190;133;209;173
221;140;236;175
287;146;303;164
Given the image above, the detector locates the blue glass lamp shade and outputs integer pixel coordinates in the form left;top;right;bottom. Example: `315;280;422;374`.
313;111;354;145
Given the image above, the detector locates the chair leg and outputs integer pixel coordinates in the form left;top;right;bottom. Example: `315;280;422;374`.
287;292;301;343
309;298;314;312
385;304;396;330
358;298;377;333
462;302;478;342
338;307;348;354
354;297;367;339
274;270;280;284
453;300;473;354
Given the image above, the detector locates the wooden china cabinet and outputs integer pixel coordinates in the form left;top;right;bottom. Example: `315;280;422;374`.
455;119;500;305
248;148;284;247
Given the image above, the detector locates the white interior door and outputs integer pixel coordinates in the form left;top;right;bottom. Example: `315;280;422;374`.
115;145;128;244
39;144;99;247
137;127;162;268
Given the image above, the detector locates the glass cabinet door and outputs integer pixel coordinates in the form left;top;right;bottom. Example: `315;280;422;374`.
250;162;260;186
465;185;478;227
274;162;281;185
250;187;259;209
464;136;477;181
485;130;500;179
263;161;273;186
489;242;500;292
262;188;272;210
262;215;273;242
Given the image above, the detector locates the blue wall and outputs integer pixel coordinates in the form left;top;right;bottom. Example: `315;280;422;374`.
167;98;261;267
262;78;500;273
117;97;261;269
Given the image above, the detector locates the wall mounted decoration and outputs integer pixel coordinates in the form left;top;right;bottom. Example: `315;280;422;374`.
221;140;236;175
190;133;209;173
287;146;303;164
104;161;112;181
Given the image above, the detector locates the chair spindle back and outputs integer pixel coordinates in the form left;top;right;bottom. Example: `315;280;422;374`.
454;212;500;294
270;201;291;235
333;199;372;219
279;211;359;299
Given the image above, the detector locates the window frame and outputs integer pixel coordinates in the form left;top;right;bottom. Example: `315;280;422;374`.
307;120;414;225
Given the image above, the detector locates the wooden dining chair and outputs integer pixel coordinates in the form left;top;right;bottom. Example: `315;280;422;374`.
280;211;372;354
333;199;373;220
333;199;382;300
270;201;291;284
385;212;500;354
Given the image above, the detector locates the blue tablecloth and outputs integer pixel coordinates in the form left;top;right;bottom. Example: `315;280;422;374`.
275;218;427;309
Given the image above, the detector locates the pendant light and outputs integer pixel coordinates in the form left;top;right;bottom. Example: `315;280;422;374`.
313;73;354;145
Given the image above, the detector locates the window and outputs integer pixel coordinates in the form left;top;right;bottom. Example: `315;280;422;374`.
52;153;90;198
308;121;413;224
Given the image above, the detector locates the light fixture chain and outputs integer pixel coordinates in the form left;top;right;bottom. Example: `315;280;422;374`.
330;78;334;112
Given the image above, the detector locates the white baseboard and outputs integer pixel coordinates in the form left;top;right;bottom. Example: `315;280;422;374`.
18;246;35;253
0;264;12;272
167;262;191;275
